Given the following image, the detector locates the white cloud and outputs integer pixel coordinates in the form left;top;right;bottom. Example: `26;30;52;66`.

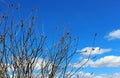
69;59;89;68
7;57;52;73
73;72;120;78
77;47;111;55
89;55;120;68
71;56;120;68
72;71;94;78
94;73;120;78
6;57;52;78
33;58;52;70
106;29;120;40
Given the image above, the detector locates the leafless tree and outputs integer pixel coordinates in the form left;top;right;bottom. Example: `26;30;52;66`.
0;2;97;78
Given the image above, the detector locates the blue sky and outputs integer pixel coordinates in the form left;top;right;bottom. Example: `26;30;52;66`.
0;0;120;78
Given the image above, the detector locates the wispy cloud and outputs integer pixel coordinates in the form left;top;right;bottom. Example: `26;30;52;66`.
77;47;111;55
106;29;120;40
